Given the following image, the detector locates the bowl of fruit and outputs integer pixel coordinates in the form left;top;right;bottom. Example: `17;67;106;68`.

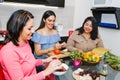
70;50;100;65
82;51;100;65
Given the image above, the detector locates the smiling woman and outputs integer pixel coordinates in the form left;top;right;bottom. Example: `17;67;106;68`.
66;16;104;53
0;9;62;80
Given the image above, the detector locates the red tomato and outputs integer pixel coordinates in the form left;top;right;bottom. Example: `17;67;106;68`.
54;49;61;55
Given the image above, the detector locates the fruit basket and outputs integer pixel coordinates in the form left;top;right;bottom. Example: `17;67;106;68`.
80;59;100;65
81;59;100;65
70;50;101;65
81;52;101;65
81;47;109;65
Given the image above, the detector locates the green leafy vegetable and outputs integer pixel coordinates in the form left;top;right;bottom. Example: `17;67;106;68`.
70;50;83;60
104;51;120;70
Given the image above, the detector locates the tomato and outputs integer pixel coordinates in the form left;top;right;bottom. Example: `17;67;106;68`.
54;49;61;55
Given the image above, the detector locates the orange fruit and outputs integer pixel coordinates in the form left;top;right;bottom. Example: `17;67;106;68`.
84;54;89;59
83;52;92;59
90;52;95;55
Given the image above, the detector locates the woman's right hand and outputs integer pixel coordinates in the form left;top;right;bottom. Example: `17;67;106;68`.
60;42;66;48
47;43;60;52
54;43;62;49
42;59;62;76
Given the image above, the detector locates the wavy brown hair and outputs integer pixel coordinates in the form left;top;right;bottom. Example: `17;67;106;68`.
4;9;34;46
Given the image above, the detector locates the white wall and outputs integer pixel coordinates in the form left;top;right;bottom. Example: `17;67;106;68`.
72;0;120;56
73;0;93;29
0;0;120;56
99;27;120;56
0;0;74;36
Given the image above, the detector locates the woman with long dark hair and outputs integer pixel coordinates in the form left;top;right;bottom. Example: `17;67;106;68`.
0;9;62;80
67;16;104;52
31;10;66;59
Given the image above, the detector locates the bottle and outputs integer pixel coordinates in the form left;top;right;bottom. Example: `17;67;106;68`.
99;55;108;80
100;63;107;80
103;63;107;76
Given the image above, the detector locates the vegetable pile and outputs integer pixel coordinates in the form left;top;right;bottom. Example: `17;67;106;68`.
104;51;120;71
70;50;83;67
70;50;83;60
70;50;100;65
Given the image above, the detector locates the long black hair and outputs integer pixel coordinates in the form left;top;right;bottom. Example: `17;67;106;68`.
76;16;98;40
4;9;34;46
36;10;56;31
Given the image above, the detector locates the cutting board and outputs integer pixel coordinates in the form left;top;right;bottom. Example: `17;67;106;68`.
48;51;70;58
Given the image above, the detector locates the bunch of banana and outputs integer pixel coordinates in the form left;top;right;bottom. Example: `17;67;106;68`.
92;47;110;57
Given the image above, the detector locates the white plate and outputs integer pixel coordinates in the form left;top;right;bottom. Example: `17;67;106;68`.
53;63;69;75
72;68;100;80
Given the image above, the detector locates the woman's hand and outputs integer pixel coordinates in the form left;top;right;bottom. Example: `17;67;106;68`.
54;42;66;50
61;42;66;48
42;59;62;76
54;43;62;49
47;43;61;52
43;56;58;63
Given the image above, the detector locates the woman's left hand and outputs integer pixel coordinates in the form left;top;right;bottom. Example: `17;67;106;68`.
42;59;62;76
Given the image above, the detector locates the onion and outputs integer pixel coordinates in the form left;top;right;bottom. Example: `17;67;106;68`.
72;59;82;67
